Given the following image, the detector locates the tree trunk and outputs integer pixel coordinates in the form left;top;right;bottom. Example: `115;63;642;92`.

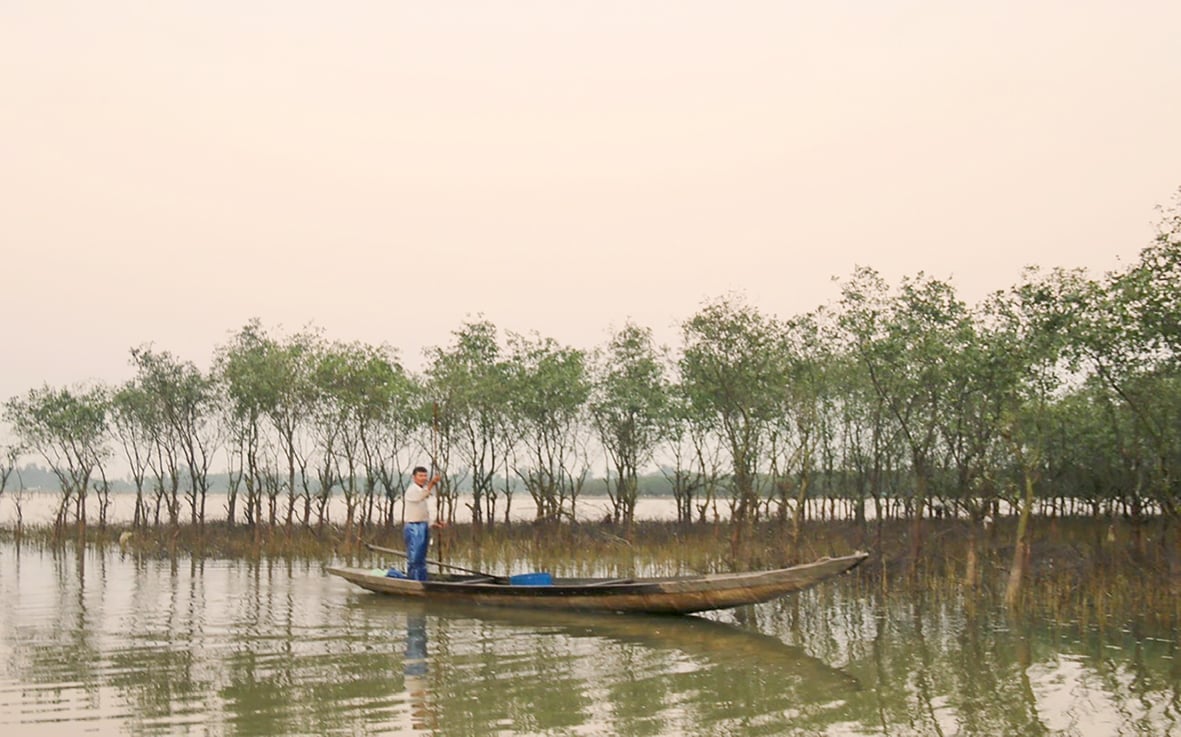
909;468;927;569
1005;466;1036;608
965;520;979;588
791;474;810;564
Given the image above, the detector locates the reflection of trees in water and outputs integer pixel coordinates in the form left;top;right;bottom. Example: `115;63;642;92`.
3;544;1178;736
760;586;1181;737
361;597;860;736
6;549;217;733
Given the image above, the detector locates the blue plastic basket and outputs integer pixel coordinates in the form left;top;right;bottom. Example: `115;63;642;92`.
508;572;553;586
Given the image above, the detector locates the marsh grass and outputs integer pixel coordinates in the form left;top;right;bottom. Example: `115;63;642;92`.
3;515;1176;628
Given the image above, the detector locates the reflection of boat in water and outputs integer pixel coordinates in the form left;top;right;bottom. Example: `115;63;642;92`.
328;552;868;615
346;594;862;693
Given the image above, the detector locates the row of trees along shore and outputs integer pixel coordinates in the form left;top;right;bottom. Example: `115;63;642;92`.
4;194;1180;603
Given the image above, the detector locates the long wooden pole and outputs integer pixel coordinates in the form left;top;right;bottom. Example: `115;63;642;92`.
432;400;451;562
366;543;496;579
431;401;440;513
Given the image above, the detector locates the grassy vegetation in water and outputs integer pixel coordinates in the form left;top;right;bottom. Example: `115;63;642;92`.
2;517;1177;630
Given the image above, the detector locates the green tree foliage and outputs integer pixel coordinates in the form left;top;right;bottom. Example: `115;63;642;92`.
425;319;511;527
1101;205;1181;521
660;383;724;524
109;379;159;527
1045;198;1181;545
980;268;1079;601
4;384;109;530
504;332;590;522
590;322;670;528
311;339;417;536
837;268;976;564
362;354;421;528
774;311;840;558
0;441;23;502
215;319;272;528
130;346;219;527
216;322;319;528
679;295;790;563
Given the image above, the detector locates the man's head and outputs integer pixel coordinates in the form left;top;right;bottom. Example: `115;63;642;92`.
412;466;429;484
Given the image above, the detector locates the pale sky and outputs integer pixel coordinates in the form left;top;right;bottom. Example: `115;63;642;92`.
3;1;1179;407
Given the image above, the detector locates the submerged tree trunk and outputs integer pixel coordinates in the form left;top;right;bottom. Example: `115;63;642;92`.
909;464;928;571
965;519;979;588
1005;463;1036;608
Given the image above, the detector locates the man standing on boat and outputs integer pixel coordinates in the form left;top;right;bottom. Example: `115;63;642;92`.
404;466;441;581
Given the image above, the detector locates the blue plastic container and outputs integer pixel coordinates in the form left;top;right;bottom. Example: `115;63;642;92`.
509;572;553;586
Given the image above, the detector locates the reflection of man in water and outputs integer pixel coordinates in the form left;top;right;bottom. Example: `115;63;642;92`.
405;615;428;677
404;614;435;729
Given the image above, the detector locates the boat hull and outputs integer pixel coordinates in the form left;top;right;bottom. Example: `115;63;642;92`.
327;552;868;614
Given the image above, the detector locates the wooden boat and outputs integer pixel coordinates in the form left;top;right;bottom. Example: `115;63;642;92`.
327;551;868;615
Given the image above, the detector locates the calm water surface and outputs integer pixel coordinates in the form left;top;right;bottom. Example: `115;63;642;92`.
0;540;1176;736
